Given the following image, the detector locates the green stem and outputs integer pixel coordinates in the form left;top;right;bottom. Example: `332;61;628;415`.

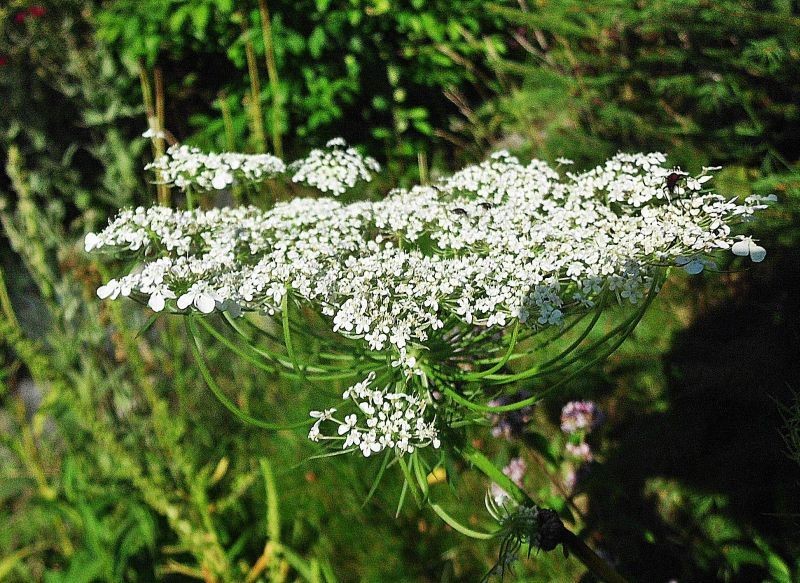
186;316;311;430
430;503;496;540
460;320;520;381
241;20;267;154
257;0;284;158
0;267;20;331
259;458;281;543
218;313;370;380
281;289;301;377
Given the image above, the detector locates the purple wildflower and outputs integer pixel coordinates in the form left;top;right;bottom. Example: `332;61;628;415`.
488;390;533;440
560;400;603;434
490;457;527;504
565;441;593;462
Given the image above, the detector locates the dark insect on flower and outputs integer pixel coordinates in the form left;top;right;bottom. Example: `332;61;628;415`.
452;207;468;216
665;172;683;194
478;202;494;211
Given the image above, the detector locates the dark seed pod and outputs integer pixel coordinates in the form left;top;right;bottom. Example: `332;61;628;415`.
536;508;567;552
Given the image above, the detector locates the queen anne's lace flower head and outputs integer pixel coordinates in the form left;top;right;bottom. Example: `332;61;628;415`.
146;145;286;191
88;151;770;361
88;147;773;456
308;373;440;457
289;138;381;195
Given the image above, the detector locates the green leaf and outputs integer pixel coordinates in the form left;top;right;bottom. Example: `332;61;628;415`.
190;5;212;37
308;27;327;59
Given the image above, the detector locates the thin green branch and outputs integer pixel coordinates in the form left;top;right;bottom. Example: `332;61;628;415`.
186;315;311;430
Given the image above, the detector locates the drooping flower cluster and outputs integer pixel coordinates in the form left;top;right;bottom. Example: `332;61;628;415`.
307;373;440;457
146;145;286;191
288;138;381;195
87;150;772;376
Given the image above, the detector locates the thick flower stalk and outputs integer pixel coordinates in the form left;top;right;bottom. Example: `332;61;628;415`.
87;141;771;581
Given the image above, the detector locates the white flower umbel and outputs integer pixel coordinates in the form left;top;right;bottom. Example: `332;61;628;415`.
307;373;441;457
289;138;381;196
146;145;286;192
88;151;772;369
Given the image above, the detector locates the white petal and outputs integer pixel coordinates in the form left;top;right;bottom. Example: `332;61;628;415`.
148;293;165;312
195;294;216;314
97;280;117;299
749;244;766;263
84;233;100;252
731;240;750;257
176;294;193;310
211;171;231;190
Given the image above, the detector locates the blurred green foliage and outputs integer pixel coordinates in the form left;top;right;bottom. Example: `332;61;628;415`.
0;0;146;217
94;0;506;171
482;0;800;168
2;0;800;581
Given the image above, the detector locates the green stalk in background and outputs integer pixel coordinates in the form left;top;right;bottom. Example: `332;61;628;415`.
242;17;268;154
138;62;170;206
257;0;284;159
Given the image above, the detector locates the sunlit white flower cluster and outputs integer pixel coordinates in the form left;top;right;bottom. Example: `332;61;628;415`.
144;138;380;196
289;138;381;195
88;150;771;375
307;372;440;457
146;145;286;191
